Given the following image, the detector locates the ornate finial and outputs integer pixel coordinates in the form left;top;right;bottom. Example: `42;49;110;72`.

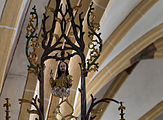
118;102;126;120
3;98;11;120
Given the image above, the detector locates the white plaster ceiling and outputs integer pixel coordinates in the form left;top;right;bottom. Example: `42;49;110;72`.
81;1;163;119
104;0;163;68
100;0;142;43
91;0;163;82
102;59;163;120
89;0;143;81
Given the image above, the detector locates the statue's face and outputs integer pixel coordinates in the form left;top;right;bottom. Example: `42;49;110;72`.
59;62;66;73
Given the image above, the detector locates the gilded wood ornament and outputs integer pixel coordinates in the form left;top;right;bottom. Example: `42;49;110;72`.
86;2;102;72
26;5;40;75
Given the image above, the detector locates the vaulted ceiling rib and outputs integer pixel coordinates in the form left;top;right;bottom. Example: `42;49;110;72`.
0;0;29;94
139;101;163;120
94;36;163;119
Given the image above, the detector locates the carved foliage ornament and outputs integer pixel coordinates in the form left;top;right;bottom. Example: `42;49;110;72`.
26;5;40;75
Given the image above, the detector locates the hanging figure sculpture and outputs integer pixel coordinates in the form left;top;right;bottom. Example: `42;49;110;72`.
49;61;73;98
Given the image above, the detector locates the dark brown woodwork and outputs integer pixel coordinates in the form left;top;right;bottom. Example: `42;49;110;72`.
3;98;11;120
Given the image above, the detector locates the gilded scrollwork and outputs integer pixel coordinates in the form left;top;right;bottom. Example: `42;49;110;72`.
26;5;40;74
87;2;102;72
